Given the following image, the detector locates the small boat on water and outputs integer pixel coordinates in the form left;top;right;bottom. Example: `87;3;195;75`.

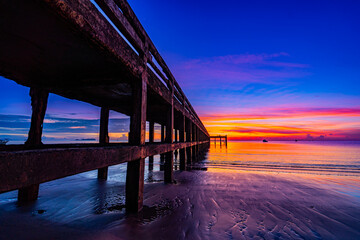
262;139;268;142
0;139;9;145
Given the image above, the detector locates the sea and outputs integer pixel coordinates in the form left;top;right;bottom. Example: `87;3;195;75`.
203;141;360;199
1;141;360;202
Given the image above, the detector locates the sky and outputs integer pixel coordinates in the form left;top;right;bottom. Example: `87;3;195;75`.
1;0;360;142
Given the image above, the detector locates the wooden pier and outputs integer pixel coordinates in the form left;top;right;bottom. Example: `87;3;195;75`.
0;0;209;212
210;135;228;146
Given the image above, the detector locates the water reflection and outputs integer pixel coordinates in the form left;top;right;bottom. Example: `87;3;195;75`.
207;141;360;176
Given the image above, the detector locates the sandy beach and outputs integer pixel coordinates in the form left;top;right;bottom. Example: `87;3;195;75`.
1;0;360;238
1;167;359;240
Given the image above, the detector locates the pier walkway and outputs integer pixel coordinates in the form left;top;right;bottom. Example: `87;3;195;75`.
0;0;209;212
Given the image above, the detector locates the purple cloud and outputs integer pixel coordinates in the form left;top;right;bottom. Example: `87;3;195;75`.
172;53;310;88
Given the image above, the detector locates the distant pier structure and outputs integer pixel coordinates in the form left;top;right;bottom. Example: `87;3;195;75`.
210;135;228;147
0;0;210;212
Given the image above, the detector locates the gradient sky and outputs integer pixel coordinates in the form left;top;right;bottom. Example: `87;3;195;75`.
1;0;360;142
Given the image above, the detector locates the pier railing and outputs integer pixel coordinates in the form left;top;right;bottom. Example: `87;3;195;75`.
94;0;207;133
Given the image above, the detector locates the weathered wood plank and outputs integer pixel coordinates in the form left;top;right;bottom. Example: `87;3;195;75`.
46;0;143;78
0;142;208;194
148;60;172;89
95;0;144;54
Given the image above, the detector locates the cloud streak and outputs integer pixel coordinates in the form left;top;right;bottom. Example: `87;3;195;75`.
201;106;360;140
202;107;360;121
173;53;310;88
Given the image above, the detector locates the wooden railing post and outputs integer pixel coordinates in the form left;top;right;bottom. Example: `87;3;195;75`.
19;87;49;203
148;121;154;171
98;107;110;180
126;44;148;213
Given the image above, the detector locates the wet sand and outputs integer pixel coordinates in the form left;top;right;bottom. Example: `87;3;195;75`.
1;168;360;240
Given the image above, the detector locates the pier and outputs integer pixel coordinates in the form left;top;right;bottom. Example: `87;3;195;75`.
0;0;209;212
210;135;228;146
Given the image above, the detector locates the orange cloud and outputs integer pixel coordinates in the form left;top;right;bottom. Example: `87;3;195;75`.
200;107;360;140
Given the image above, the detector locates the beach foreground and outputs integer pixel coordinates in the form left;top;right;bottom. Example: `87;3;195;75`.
1;168;359;240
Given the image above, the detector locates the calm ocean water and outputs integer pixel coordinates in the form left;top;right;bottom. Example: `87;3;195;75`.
201;141;360;199
205;141;360;176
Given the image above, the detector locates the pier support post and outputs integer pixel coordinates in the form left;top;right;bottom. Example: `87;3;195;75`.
126;50;147;213
192;123;197;161
179;115;186;170
161;124;165;142
196;127;199;154
25;87;49;146
163;73;174;183
98;107;110;180
19;87;49;203
160;124;165;170
186;118;192;167
148;121;154;171
164;104;174;183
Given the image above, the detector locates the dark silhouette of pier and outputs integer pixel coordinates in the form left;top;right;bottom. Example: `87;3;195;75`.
0;0;209;212
210;135;228;147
